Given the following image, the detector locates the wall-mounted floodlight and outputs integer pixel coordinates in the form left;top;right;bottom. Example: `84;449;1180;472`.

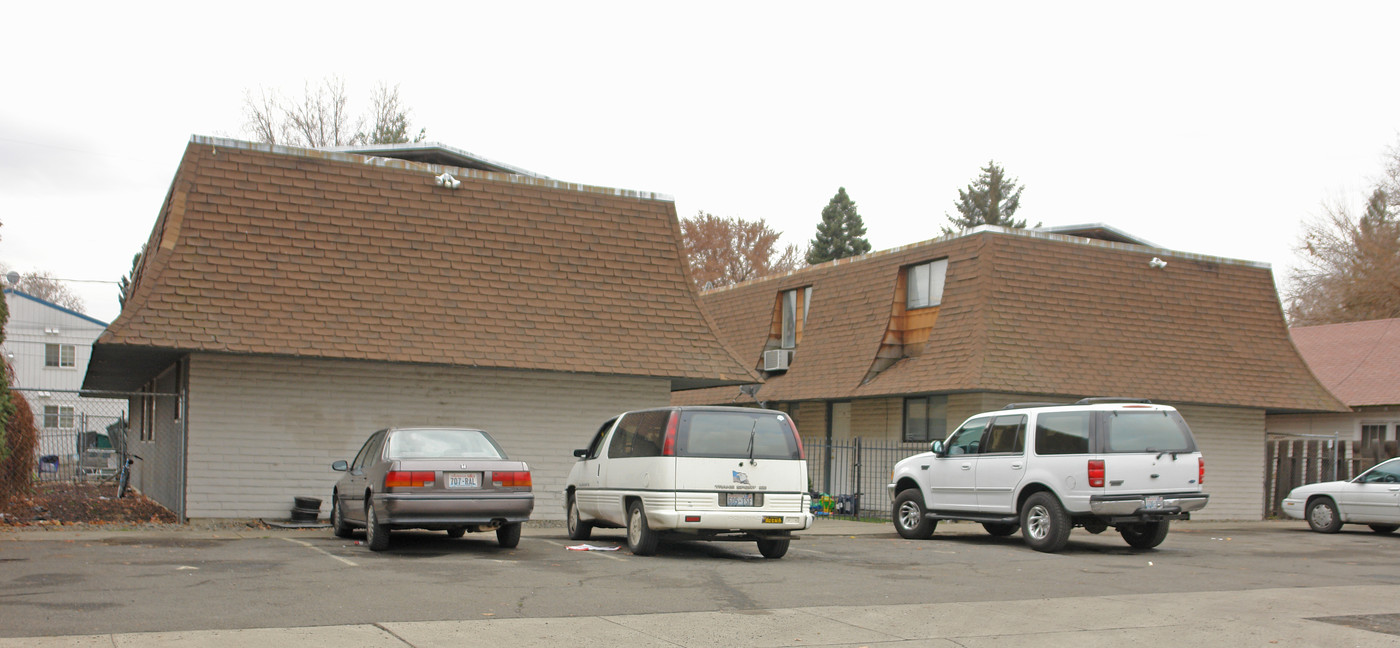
435;172;461;189
1149;257;1168;269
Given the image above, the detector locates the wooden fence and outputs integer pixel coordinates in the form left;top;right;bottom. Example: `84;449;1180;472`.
1264;437;1399;518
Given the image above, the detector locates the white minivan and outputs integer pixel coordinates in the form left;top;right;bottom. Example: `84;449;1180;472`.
564;406;814;558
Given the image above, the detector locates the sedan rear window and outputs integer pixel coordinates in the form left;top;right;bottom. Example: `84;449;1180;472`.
387;429;505;459
676;411;801;460
1102;411;1194;453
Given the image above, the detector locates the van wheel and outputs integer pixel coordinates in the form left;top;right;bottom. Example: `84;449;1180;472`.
365;502;390;551
894;489;936;539
1119;521;1170;549
757;538;789;559
567;496;593;540
626;501;659;556
1021;492;1071;553
1306;498;1343;533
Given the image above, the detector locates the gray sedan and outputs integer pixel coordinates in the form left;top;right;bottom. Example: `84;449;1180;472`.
330;427;534;551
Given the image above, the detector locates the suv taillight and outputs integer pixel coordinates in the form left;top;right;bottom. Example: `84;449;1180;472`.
491;471;532;488
385;471;435;488
1087;459;1105;488
661;411;679;456
1199;457;1205;485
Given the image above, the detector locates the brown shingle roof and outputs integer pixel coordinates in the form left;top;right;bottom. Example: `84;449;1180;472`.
1289;318;1400;407
675;228;1345;413
86;136;755;391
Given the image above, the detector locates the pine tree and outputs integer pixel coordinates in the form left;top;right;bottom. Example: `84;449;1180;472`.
943;161;1026;235
807;187;872;265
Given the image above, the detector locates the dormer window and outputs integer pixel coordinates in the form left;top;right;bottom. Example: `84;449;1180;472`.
781;287;812;349
906;259;948;310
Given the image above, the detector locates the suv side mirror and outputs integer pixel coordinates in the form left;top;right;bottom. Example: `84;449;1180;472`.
929;440;945;456
573;448;588;458
331;460;349;472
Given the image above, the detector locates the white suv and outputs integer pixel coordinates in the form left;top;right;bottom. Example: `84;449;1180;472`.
565;406;814;558
888;399;1209;552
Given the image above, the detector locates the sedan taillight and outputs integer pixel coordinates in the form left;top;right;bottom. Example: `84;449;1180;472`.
492;471;532;488
385;471;435;488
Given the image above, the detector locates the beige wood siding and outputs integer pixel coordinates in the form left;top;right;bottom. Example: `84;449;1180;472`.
847;398;902;442
185;354;668;520
787;401;828;445
1173;404;1264;520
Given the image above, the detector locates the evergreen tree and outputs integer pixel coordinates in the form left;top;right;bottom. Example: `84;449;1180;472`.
942;161;1026;235
807;187;872;265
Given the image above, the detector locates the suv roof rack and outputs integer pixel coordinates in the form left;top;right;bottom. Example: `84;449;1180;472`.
1073;397;1153;405
1001;402;1069;410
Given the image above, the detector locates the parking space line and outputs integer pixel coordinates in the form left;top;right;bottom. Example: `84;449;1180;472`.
538;538;628;561
284;538;359;567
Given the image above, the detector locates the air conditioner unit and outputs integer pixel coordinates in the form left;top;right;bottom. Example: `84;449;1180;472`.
763;349;793;372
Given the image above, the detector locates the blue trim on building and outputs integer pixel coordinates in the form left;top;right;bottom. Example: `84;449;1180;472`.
3;289;109;327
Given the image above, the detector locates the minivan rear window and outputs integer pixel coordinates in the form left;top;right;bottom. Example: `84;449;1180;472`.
676;411;801;460
1102;411;1194;453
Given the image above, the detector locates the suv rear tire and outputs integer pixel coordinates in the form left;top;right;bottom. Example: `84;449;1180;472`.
1021;492;1071;553
893;489;937;539
1119;520;1170;549
627;501;659;556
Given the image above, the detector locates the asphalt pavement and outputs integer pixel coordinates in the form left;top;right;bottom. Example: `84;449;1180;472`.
3;518;1399;647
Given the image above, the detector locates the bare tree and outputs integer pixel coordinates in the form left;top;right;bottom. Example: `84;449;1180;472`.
681;212;802;289
1286;187;1400;325
241;77;426;148
0;264;86;313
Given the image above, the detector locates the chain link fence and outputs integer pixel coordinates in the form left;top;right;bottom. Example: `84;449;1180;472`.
3;389;183;516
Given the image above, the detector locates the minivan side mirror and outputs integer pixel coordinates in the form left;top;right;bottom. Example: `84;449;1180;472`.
929;440;945;456
331;460;349;472
573;448;588;458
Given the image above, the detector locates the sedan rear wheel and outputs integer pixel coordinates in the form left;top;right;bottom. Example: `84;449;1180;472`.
365;502;390;551
626;501;659;556
496;522;521;548
1369;524;1399;534
1306;498;1343;533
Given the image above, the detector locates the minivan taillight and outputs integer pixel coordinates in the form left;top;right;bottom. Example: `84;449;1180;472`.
1199;457;1205;485
788;417;806;460
661;411;679;456
385;471;435;488
491;471;532;488
1087;460;1105;488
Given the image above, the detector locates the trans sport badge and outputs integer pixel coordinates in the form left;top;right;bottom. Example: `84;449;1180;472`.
732;470;750;485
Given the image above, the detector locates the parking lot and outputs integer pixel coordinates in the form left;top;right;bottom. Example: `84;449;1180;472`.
3;518;1400;646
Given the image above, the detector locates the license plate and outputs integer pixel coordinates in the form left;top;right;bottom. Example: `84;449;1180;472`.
727;493;754;507
1144;496;1164;510
762;516;783;524
447;472;480;489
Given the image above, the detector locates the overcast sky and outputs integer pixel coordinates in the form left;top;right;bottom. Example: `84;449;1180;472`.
3;2;1398;324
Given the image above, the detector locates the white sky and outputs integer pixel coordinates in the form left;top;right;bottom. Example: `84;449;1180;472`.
3;2;1398;324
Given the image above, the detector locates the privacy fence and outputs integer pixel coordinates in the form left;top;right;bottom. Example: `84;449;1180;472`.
1;389;182;508
805;438;927;520
1264;435;1400;518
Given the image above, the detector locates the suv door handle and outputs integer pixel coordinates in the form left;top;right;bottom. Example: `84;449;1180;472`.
960;463;972;470
1011;462;1023;470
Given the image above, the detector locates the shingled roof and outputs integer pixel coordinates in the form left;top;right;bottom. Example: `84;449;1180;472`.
1289;318;1400;407
674;227;1345;413
84;136;756;391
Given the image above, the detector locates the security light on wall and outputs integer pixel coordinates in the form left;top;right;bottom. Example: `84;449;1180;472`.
1149;257;1168;269
435;172;461;189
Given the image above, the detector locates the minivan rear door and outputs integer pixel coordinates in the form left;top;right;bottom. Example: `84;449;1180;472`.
1096;409;1201;496
671;410;806;514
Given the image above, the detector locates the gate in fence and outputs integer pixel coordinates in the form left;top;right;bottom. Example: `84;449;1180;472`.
805;438;926;520
1264;435;1399;518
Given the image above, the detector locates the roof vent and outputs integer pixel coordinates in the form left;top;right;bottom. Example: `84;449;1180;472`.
763;349;793;372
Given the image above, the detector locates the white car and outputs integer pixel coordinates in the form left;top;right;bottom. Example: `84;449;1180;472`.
1281;457;1400;534
564;406;814;558
888;399;1209;552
